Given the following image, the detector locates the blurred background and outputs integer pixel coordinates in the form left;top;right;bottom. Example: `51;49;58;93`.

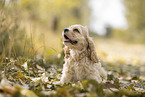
0;0;145;65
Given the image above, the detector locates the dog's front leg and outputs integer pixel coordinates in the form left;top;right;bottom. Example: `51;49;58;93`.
60;62;76;84
60;70;74;84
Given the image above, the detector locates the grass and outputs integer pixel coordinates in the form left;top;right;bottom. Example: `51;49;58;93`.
0;36;145;97
21;21;63;57
95;38;145;65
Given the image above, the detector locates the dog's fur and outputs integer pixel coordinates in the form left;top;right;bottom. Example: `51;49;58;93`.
61;24;107;84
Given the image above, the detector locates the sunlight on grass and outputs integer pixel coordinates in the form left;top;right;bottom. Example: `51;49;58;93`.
21;21;63;57
95;38;145;65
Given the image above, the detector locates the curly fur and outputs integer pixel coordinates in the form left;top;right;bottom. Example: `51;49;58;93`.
61;24;107;84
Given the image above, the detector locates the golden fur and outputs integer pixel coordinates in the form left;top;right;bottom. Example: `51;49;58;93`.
61;24;107;84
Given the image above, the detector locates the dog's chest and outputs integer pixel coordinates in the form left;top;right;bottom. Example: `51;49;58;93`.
66;58;91;78
66;57;88;67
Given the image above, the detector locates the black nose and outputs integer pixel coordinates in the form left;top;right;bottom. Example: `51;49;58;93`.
64;28;69;33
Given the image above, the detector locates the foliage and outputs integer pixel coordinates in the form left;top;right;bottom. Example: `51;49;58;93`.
124;0;145;43
0;0;90;57
0;56;145;97
0;7;32;57
18;0;90;31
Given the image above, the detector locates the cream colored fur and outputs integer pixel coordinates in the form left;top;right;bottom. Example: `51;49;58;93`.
61;24;107;84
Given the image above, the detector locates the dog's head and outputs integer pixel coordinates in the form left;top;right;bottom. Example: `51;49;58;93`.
62;25;89;49
62;24;99;63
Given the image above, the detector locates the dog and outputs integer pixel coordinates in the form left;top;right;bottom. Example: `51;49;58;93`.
60;24;107;84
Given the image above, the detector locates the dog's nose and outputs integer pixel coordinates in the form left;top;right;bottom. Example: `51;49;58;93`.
64;28;69;33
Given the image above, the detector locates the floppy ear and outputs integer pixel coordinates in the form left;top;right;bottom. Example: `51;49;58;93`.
64;46;70;59
87;37;99;63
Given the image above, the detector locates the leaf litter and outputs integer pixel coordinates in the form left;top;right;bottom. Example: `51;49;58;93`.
0;56;145;97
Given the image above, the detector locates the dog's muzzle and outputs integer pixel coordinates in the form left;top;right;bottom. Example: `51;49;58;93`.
64;34;77;44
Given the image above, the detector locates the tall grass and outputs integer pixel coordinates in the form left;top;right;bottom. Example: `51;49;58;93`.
0;7;32;58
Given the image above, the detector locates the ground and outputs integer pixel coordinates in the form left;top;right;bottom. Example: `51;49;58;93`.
0;39;145;97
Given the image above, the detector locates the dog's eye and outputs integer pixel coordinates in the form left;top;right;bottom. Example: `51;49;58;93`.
73;29;80;33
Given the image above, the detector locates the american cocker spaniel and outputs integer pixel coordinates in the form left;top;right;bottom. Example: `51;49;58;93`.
60;24;107;84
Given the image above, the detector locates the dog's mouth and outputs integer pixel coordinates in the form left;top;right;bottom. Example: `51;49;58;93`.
64;35;77;44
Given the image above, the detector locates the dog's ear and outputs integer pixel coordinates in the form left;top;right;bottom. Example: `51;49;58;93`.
64;46;70;59
87;37;99;63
